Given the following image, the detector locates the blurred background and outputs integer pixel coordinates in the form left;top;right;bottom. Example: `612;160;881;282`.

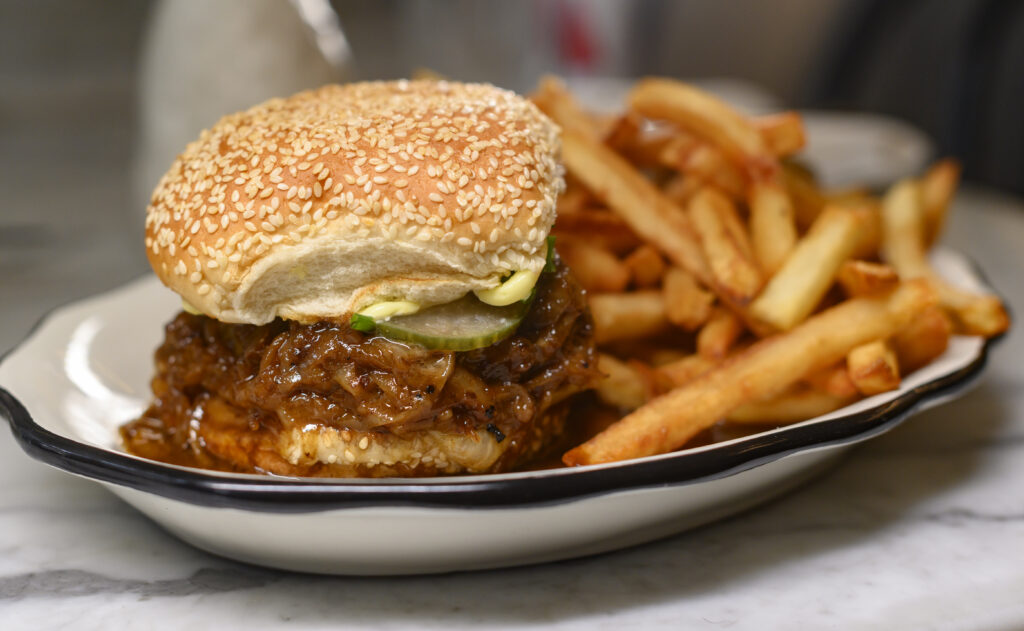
3;0;1024;351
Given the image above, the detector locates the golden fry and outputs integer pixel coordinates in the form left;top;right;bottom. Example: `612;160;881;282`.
658;136;747;199
782;162;826;229
563;280;935;465
561;130;713;284
848;200;883;260
920;158;961;247
604;112;672;167
728;388;855;425
689;188;763;304
595;353;649;411
663;267;715;331
750;205;866;330
649;348;693;367
656;353;716;388
754;112;806;158
556;185;592;216
535;75;1005;465
881;179;1009;337
837;260;900;297
803;363;859;398
531;75;601;141
748;180;798;275
892;305;952;373
696;307;744;359
554;209;643;256
558;238;631;293
847;340;901;395
661;173;702;206
624;245;668;288
589;291;669;344
629;78;775;178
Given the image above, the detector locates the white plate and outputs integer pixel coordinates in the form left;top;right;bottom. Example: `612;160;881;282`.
0;249;1000;575
798;111;934;189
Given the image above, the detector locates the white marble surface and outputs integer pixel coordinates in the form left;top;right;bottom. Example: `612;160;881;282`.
2;189;1024;630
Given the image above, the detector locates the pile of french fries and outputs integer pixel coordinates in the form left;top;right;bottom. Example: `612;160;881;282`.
528;76;1010;467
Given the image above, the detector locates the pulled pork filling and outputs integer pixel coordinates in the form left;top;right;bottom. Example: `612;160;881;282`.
120;259;598;476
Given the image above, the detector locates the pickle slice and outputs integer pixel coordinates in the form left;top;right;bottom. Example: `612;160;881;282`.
371;294;529;351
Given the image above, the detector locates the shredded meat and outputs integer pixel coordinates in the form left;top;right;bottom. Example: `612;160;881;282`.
121;258;598;476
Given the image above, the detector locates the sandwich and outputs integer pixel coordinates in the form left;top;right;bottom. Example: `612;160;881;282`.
120;80;598;477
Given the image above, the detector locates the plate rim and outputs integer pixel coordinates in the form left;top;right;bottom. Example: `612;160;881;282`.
0;257;1007;514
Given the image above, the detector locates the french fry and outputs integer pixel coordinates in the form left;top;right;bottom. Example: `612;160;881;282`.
879;180;929;276
589;112;619;140
750;205;866;330
531;75;600;141
563;279;935;465
560;129;712;284
713;188;756;262
847;340;901;395
782;162;826;229
891;305;952;373
803;363;859;398
595;354;649;411
627;359;675;399
849;200;883;260
754;111;806;158
658;136;747;199
624;245;668;288
556;184;592;216
656;353;716;388
537;77;1005;464
696;307;744;359
554;209;643;256
920;158;960;246
837;260;900;297
604;112;671;167
827;188;873;207
629;78;776;178
689;188;762;303
604;112;644;152
728;388;855;425
558;238;631;293
662;267;715;330
748;181;798;275
662;173;702;206
590;291;669;344
936;288;1009;338
880;179;1009;337
649;348;693;367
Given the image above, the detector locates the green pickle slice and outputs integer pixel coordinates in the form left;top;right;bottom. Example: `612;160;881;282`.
371;295;529;351
352;237;554;350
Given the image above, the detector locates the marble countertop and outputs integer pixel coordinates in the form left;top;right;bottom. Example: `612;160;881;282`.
2;189;1023;630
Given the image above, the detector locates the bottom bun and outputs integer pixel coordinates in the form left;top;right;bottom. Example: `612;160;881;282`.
120;256;597;477
155;395;570;477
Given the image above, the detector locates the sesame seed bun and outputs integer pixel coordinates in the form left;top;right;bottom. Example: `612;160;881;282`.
144;80;564;324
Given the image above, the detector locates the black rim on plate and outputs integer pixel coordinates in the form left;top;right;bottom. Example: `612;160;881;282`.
0;270;1007;513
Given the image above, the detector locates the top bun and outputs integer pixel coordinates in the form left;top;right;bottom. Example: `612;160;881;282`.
145;81;564;324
